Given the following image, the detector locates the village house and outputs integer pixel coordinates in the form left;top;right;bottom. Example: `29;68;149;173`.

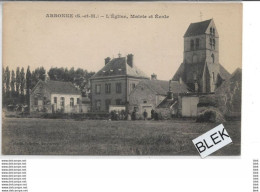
30;80;86;113
90;54;149;112
172;19;230;93
129;74;189;118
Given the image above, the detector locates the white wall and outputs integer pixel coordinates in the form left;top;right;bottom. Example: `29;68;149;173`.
51;94;81;113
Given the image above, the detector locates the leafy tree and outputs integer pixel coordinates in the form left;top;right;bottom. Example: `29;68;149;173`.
2;67;6;97
26;66;32;105
47;67;95;95
5;66;10;97
31;67;46;88
11;70;15;96
16;67;20;95
20;67;25;96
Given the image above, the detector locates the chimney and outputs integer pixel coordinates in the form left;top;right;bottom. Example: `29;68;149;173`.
179;77;183;84
44;74;48;82
167;80;173;100
151;73;157;80
105;57;111;65
127;54;134;68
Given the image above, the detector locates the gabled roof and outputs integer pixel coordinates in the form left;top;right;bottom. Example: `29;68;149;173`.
172;62;231;82
218;63;231;80
184;19;212;37
156;98;178;109
215;68;242;95
32;80;81;95
90;57;148;79
172;62;206;83
184;62;206;83
135;79;189;96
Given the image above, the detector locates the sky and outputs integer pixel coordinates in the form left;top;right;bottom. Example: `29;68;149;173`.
3;2;242;80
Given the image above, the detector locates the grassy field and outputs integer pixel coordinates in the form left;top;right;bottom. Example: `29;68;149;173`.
2;118;241;156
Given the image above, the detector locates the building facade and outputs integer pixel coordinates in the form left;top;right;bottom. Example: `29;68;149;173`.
30;80;82;113
129;78;189;118
172;19;230;93
90;54;149;112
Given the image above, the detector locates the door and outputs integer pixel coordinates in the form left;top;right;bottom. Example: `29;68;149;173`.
182;97;199;117
141;105;153;118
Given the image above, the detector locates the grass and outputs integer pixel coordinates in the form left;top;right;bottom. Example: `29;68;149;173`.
2;118;241;156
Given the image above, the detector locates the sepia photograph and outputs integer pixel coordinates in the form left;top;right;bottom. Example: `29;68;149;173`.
2;2;242;155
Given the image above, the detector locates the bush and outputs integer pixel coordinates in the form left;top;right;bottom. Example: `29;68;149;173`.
196;108;225;123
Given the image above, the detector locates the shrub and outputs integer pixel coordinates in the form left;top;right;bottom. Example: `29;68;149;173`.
196;108;225;123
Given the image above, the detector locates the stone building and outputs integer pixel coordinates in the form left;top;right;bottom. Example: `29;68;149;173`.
30;80;83;113
90;54;149;112
129;76;189;118
172;19;230;93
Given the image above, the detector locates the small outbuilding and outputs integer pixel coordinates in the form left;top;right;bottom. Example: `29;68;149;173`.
129;78;189;118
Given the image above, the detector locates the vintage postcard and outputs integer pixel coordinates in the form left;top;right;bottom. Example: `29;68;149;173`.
2;2;242;155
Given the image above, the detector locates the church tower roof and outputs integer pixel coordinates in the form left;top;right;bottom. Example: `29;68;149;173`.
184;19;212;37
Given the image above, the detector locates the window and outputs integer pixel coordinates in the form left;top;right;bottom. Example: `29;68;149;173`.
95;100;101;111
105;99;111;110
143;100;147;104
210;27;213;34
77;98;80;105
116;83;122;93
43;97;47;105
116;99;122;105
54;97;57;104
95;84;101;94
195;38;200;49
132;83;135;90
213;28;215;36
190;40;194;50
212;72;215;82
105;83;111;94
60;97;65;107
70;98;74;107
210;38;213;49
213;39;216;50
211;54;215;63
34;98;38;106
130;83;136;93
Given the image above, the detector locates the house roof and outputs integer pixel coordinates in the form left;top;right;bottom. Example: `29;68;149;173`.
90;57;149;79
215;68;242;95
218;63;231;80
156;98;178;109
185;62;206;83
172;62;231;82
136;79;189;96
82;97;90;103
184;19;212;37
33;80;81;95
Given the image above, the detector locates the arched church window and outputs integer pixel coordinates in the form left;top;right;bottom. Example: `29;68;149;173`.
190;40;194;50
210;38;213;49
213;39;216;50
211;54;215;63
196;38;200;49
210;27;213;34
213;28;215;36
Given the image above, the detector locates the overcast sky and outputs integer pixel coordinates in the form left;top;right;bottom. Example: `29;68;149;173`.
3;2;242;80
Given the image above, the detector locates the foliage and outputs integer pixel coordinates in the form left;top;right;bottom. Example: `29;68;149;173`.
48;67;95;95
2;65;95;106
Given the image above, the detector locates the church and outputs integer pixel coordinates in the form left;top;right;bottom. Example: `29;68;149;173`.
172;19;230;93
